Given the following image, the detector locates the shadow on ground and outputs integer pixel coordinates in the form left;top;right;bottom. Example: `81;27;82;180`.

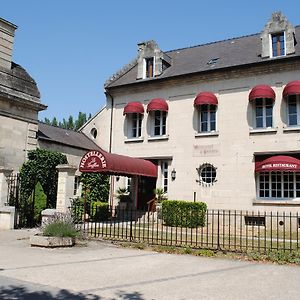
0;286;146;300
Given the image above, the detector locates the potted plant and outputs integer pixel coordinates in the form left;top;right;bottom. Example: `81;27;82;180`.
116;187;131;210
30;211;79;248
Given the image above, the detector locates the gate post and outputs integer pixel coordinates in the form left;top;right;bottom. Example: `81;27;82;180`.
56;164;77;213
0;167;13;206
0;167;14;229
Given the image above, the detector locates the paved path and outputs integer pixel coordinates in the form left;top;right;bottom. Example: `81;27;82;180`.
0;229;300;299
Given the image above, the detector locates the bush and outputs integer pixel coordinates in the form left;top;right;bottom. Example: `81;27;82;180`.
42;212;78;238
90;201;110;221
162;200;207;228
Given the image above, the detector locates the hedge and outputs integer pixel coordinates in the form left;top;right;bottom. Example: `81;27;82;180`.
162;200;207;228
90;201;110;221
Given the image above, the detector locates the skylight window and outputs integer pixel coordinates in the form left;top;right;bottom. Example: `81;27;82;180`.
207;58;220;65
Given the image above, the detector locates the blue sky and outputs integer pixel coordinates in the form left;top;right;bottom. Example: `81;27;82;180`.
1;0;299;121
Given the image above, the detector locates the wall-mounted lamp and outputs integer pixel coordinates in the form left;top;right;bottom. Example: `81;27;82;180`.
171;168;176;181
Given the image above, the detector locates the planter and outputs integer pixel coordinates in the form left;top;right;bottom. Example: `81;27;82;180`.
30;234;75;248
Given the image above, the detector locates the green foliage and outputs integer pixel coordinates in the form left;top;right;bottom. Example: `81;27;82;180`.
80;172;110;203
116;187;131;203
247;250;300;264
154;188;167;202
42;112;91;130
29;182;47;223
90;201;110;221
162;200;207;228
19;149;68;220
43;221;78;237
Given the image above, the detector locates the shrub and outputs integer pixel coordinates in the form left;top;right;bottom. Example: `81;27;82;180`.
42;212;78;238
162;200;207;228
90;201;110;221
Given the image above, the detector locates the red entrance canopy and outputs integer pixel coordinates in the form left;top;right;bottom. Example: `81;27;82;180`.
147;98;168;112
255;155;300;172
79;150;157;177
249;85;276;102
194;92;218;106
282;81;300;98
123;102;144;115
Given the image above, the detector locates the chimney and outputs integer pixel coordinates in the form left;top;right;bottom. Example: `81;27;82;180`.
0;17;17;70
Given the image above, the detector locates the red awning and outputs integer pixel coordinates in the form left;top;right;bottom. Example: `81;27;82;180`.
146;98;168;112
194;92;218;106
249;85;276;102
255;155;300;172
282;81;300;98
123;102;144;115
79;150;157;177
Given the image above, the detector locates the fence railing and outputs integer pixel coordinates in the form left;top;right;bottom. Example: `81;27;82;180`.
72;204;300;253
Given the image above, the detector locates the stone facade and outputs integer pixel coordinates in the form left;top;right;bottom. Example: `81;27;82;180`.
93;12;300;213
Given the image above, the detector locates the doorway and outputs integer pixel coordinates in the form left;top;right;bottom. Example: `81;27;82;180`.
137;176;156;210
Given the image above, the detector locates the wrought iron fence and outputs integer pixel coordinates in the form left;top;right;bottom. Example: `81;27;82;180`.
72;204;300;253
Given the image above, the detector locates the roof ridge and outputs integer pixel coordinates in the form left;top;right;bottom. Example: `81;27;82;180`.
165;31;261;53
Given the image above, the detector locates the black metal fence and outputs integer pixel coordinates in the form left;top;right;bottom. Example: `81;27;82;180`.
72;204;300;253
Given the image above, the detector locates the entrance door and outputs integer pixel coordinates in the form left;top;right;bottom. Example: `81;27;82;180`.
137;176;156;210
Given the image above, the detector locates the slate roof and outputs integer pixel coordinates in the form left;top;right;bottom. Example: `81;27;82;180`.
105;27;300;89
0;62;43;105
38;122;100;151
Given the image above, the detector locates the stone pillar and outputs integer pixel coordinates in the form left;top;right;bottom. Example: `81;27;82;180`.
56;165;77;213
0;167;13;206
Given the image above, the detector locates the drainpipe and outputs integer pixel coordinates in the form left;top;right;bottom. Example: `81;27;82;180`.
105;90;114;207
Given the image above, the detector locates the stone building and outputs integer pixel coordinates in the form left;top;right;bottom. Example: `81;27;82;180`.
81;12;300;212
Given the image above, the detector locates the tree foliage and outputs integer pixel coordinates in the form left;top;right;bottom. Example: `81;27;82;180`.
42;112;91;131
80;172;110;203
20;149;68;210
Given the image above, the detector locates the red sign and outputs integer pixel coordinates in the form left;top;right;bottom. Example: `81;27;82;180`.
79;150;107;172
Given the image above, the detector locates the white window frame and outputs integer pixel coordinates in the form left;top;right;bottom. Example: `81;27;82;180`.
253;98;273;129
73;176;81;196
161;161;168;193
151;110;167;137
143;57;155;79
287;95;300;127
256;171;300;200
198;105;217;133
269;31;286;58
127;113;142;138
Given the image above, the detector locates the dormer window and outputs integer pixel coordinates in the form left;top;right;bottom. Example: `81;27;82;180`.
271;32;285;57
145;57;154;78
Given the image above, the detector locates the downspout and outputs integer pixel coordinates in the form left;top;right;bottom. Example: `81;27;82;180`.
105;89;114;207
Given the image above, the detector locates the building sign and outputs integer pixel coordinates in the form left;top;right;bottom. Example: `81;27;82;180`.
79;150;107;172
261;163;297;170
193;144;220;157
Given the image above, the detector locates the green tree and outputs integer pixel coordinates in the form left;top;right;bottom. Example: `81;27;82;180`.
75;112;87;130
51;117;58;127
44;117;51;125
19;149;68;211
80;173;110;203
67;116;74;130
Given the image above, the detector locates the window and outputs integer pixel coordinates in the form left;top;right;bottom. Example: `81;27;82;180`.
257;172;300;199
198;104;216;132
126;177;132;193
287;95;300;126
90;128;97;139
198;164;217;184
128;113;142;138
245;216;265;226
254;98;273;128
153;111;166;136
271;32;285;57
161;161;168;193
73;176;80;196
145;57;154;78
